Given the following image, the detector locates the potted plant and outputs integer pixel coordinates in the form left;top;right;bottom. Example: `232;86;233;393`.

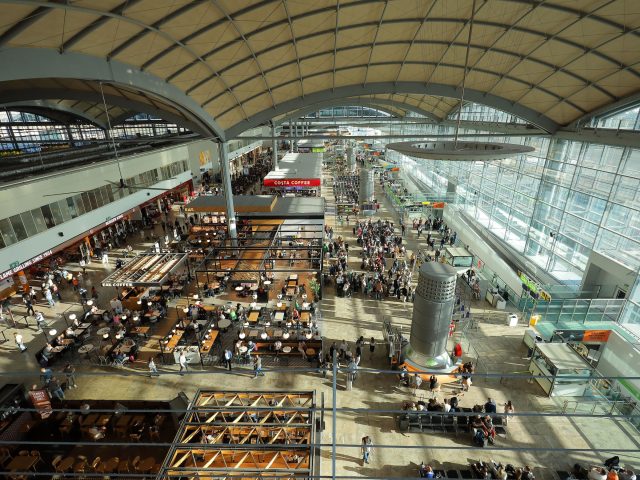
309;277;321;302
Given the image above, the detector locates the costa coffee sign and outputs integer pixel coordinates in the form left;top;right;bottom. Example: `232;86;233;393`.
264;178;320;187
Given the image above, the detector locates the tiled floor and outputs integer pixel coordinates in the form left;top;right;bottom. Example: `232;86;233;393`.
1;164;639;479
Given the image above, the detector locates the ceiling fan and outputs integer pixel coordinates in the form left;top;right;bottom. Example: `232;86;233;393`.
43;82;176;198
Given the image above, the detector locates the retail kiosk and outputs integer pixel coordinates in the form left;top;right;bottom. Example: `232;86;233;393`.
263;152;322;196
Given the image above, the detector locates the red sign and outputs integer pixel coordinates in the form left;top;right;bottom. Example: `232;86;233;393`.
264;178;321;187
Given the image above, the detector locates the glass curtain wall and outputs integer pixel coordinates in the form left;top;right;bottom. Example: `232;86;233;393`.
384;104;640;289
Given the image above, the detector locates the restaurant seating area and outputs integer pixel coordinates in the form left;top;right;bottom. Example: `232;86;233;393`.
0;397;179;479
160;390;316;479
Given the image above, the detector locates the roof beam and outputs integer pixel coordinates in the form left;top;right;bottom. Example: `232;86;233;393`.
1;100;108;129
0;6;49;46
0;48;225;140
106;0;201;59
225;81;559;139
362;0;389;87
273;98;442;125
61;0;141;52
282;0;304;99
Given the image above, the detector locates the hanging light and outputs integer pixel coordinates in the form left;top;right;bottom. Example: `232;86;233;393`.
282;331;290;339
183;307;189;313
239;331;246;339
386;0;533;162
121;315;127;321
69;314;77;321
260;331;268;340
86;300;93;306
49;329;58;337
102;333;109;339
193;294;199;300
305;332;313;339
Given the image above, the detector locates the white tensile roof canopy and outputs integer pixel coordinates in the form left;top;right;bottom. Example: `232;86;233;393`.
0;0;638;138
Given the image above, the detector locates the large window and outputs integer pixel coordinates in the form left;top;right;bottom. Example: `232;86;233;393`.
0;160;188;249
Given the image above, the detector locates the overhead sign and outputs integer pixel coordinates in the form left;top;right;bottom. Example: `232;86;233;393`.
518;271;551;301
264;178;321;187
0;250;53;280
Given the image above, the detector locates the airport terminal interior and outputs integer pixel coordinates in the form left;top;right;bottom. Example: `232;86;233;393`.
1;1;640;479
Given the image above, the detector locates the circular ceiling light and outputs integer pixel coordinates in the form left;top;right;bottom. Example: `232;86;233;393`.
386;141;534;161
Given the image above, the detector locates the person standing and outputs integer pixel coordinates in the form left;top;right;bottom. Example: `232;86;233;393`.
14;332;26;352
429;375;439;396
44;288;55;308
224;349;233;370
63;363;77;389
23;295;35;316
413;373;423;395
361;436;373;464
503;400;514;425
34;311;46;330
369;337;376;360
178;351;188;375
253;356;264;378
148;358;158;377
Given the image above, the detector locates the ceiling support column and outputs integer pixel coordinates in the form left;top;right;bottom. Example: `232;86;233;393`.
271;121;278;171
218;142;237;248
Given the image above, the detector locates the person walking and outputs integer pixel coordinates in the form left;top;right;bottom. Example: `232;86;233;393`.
23;295;35;316
178;351;188;375
253;356;264;378
34;311;47;330
224;349;233;371
503;400;515;425
369;337;376;360
361;436;373;464
14;332;26;352
63;363;77;389
148;358;158;377
48;377;65;400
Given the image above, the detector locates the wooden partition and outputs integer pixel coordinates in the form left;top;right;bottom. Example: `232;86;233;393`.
159;390;315;479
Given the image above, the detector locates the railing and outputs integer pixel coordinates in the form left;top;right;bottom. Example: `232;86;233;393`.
562;398;629;415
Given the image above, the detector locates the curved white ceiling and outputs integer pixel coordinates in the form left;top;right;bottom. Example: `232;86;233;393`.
0;0;639;137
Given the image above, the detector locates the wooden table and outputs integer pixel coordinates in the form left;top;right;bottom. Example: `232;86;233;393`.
306;348;316;357
218;319;231;329
200;330;219;353
138;456;156;473
287;280;297;287
131;326;150;337
78;344;94;355
286;287;296;297
248;311;260;323
58;457;76;472
102;457;120;473
96;414;112;427
114;415;132;437
282;346;292;353
80;413;99;426
164;329;185;352
274;312;285;322
300;312;311;323
6;455;39;472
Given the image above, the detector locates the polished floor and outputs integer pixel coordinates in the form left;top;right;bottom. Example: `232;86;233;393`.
1;165;639;479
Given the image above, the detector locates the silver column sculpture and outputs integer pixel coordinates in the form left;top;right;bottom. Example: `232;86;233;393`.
402;262;457;371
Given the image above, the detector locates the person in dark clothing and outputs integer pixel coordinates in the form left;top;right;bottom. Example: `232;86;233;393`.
484;398;497;414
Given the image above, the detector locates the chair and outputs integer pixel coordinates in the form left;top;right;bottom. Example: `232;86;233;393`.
30;450;43;467
443;415;456;434
91;457;102;471
117;459;129;473
97;355;109;366
112;357;128;368
129;431;143;442
131;456;141;472
18;450;29;456
52;455;63;472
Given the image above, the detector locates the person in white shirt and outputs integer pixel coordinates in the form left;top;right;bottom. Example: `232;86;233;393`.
14;333;26;352
443;399;451;413
179;351;188;374
34;311;46;329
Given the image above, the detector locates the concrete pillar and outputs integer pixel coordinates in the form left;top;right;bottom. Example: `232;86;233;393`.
218;142;238;247
346;146;355;172
271;122;278;170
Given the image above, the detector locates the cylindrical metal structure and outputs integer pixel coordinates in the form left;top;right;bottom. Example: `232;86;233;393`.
358;169;373;203
402;262;457;371
346;146;355;171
